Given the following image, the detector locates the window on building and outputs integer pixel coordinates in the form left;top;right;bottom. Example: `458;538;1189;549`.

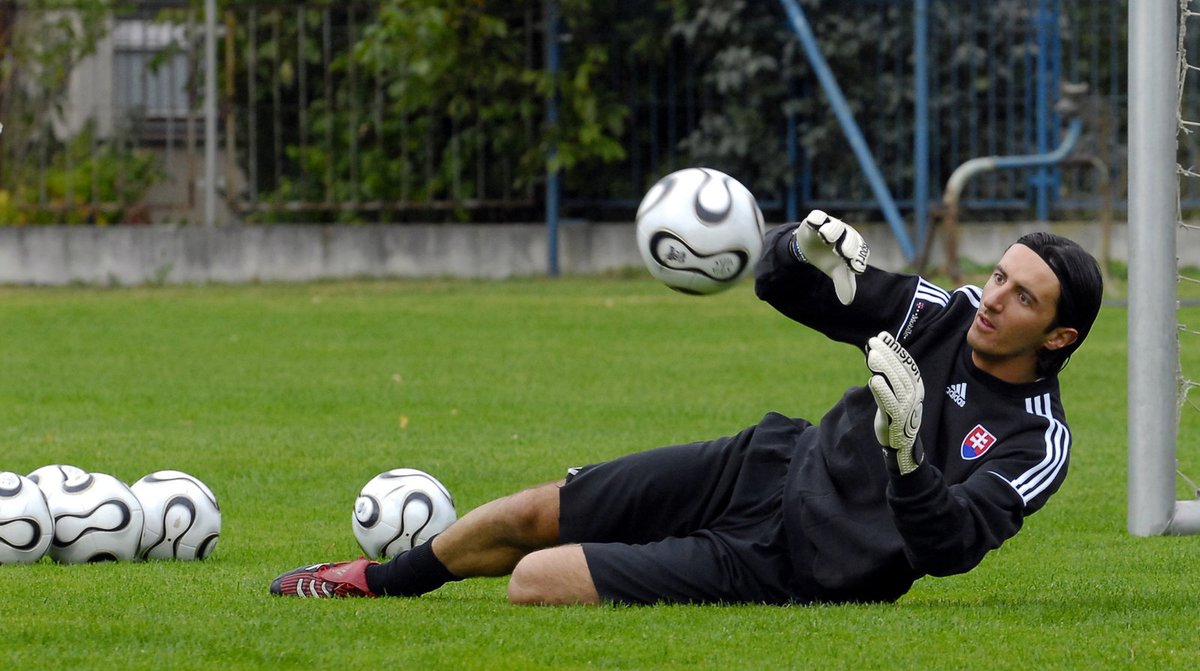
112;18;194;143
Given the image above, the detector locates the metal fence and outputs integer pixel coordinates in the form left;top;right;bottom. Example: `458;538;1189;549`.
0;0;1134;230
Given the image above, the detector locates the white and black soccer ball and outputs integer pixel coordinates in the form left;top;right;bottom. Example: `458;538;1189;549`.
0;472;54;564
131;470;221;561
635;167;766;295
44;472;144;563
27;464;88;494
352;468;457;559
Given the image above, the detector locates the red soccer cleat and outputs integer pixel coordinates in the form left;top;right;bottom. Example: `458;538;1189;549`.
270;558;379;598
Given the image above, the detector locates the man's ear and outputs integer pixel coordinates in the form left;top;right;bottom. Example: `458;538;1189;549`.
1043;326;1079;352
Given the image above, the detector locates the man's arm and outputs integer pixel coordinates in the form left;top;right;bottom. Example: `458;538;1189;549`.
886;463;1027;577
755;218;928;347
867;334;1056;577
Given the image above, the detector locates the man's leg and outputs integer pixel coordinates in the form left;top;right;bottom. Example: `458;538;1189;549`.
427;480;564;577
507;545;599;605
409;481;600;604
271;480;571;598
273;420;788;601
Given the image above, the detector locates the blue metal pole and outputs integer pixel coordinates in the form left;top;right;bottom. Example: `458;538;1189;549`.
913;0;930;251
1048;0;1063;209
786;77;799;222
1032;0;1054;220
777;0;915;261
544;0;561;277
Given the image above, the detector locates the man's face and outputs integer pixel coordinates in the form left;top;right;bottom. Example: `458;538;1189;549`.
967;243;1076;381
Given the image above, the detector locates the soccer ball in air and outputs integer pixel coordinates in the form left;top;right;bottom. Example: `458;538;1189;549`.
635;167;766;295
44;472;144;563
131;470;221;561
0;472;54;564
352;468;457;559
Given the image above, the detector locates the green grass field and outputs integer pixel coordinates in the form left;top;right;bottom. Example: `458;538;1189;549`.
1;275;1198;670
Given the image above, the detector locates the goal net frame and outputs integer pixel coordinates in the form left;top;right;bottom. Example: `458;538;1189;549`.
1128;0;1200;535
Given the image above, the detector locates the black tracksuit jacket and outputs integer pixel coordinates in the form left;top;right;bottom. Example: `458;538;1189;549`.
755;223;1071;603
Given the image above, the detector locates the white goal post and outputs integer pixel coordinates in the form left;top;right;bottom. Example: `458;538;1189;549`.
1128;0;1200;535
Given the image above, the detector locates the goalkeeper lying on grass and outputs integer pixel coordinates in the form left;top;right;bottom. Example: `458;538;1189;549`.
272;211;1104;605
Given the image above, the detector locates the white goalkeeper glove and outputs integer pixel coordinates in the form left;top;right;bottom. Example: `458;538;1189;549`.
866;331;924;476
790;210;869;305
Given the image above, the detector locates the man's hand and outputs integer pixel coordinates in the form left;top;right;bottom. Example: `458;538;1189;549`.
791;210;869;305
866;332;924;475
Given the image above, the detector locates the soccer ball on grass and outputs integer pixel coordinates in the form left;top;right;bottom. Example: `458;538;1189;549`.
131;470;221;561
0;472;54;564
44;472;144;563
635;167;766;295
352;468;457;559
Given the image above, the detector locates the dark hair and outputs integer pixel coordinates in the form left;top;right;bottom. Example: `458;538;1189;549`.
1014;232;1104;377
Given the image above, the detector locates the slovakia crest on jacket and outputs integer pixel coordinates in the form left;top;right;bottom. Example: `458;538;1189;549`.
961;424;997;460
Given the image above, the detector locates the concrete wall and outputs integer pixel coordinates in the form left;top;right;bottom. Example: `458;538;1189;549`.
0;220;1144;286
0;222;638;285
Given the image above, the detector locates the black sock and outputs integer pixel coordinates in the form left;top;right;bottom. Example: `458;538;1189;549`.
364;538;461;597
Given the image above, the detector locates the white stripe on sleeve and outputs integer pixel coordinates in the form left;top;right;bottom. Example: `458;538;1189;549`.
916;278;951;306
955;285;982;307
989;393;1070;506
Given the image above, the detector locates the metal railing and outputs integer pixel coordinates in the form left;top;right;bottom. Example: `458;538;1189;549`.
0;0;1134;229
